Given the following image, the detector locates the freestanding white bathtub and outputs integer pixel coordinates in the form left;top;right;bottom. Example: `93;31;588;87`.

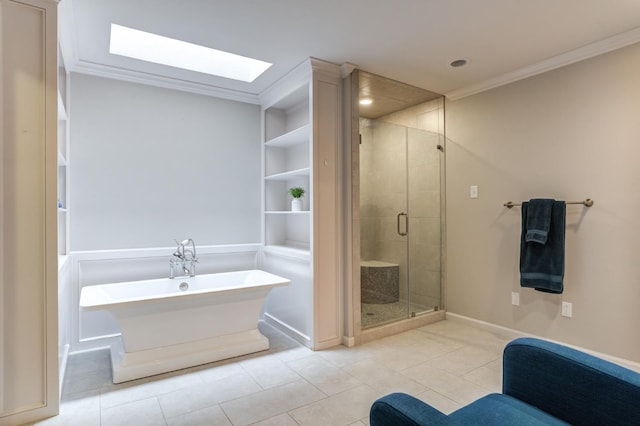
80;269;290;383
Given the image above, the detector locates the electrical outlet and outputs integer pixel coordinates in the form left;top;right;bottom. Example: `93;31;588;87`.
511;292;520;306
470;185;478;199
562;301;572;318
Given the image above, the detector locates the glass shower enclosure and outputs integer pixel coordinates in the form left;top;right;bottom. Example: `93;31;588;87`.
360;118;443;328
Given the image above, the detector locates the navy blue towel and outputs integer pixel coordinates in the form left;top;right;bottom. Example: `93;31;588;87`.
520;200;566;294
525;199;554;244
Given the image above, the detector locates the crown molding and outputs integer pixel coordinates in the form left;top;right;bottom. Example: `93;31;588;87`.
258;58;313;108
445;26;640;101
68;60;261;104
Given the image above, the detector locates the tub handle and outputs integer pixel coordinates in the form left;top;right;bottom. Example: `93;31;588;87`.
397;212;408;236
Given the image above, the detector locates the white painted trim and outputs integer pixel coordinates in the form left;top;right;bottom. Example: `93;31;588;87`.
58;344;69;396
340;62;358;79
78;333;121;344
342;336;355;347
70;243;261;260
309;57;342;78
445;312;640;372
262;314;312;348
259;58;313;108
69;59;262;104
445;26;640;100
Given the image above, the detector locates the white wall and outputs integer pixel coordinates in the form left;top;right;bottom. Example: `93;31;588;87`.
70;73;261;250
445;42;640;362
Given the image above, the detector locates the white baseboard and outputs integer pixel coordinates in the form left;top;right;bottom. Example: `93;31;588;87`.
445;312;640;372
342;335;355;347
262;314;312;348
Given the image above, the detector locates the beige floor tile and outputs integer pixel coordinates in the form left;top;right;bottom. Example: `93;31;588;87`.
367;372;428;396
52;320;521;426
165;405;231;426
484;357;503;373
426;345;500;376
249;413;299;426
195;360;245;383
271;345;315;363
287;354;362;395
415;389;462;415
240;353;302;389
158;372;261;419
289;385;382;426
343;358;427;395
401;363;489;404
220;379;325;426
373;348;434;371
342;358;398;383
101;397;166;426
462;365;502;393
101;368;203;409
317;345;377;368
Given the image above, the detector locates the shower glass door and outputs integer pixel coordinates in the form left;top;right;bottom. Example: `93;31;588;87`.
360;119;442;329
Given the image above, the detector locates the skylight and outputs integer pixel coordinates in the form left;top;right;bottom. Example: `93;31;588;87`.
109;24;272;83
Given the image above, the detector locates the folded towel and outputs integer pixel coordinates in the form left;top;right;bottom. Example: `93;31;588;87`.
520;200;566;294
525;199;554;244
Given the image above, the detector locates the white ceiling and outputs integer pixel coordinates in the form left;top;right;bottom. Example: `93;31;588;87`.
60;0;640;103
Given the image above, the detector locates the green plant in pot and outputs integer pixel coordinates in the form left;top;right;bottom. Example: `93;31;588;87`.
288;187;305;211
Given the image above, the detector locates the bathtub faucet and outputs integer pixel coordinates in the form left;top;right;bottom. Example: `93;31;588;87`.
170;238;198;278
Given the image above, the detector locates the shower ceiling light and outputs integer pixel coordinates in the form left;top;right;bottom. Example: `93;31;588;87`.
109;24;272;83
359;98;373;105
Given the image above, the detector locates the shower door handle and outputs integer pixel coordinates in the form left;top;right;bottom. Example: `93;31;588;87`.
397;212;408;236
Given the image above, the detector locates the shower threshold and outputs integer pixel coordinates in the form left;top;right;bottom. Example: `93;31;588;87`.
361;301;435;329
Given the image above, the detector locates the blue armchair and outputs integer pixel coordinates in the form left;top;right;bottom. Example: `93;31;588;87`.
370;337;640;425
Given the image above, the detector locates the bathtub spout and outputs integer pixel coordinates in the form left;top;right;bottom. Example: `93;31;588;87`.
170;239;198;278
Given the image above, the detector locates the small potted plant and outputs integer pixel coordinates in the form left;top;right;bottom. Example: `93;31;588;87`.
288;187;305;211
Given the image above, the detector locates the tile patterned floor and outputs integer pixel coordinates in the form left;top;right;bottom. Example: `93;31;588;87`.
33;320;513;426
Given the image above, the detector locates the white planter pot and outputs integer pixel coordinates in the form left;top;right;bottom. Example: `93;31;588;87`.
291;198;303;211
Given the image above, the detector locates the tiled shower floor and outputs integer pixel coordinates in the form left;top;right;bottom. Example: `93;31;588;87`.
33;320;514;426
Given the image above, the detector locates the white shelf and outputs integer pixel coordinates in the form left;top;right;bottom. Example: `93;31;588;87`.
265;124;309;147
58;208;68;213
265;168;310;181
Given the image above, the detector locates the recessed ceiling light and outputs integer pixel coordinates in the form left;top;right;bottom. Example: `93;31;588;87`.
359;98;373;105
450;59;469;68
109;24;272;83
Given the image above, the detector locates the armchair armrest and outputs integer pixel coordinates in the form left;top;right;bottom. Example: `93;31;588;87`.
370;392;453;426
503;338;640;425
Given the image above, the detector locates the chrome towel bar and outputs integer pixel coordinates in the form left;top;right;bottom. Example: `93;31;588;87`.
504;198;594;208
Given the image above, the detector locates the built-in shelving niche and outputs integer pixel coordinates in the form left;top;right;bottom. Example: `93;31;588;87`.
263;84;311;255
